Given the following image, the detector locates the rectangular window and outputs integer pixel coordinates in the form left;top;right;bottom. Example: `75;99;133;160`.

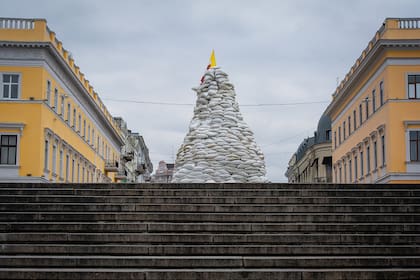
343;121;346;140
343;162;347;183
83;120;86;138
59;149;63;178
359;104;363;126
365;99;369;119
372;89;376;113
348;116;351;135
97;136;100;153
52;142;57;175
360;151;364;177
67;103;71;122
73;109;76;128
46;80;51;105
349;159;352;183
408;75;420;99
54;88;58;112
353;110;357;130
366;146;371;173
92;129;95;147
87;125;90;143
78;114;81;133
44;140;49;170
409;131;420;161
326;130;331;141
2;74;19;99
72;159;75;182
0;135;17;165
339;167;342;183
334;131;337;148
374;141;378;169
60;96;65;116
65;154;69;181
354;155;358;181
381;135;386;166
379;81;384;105
82;167;85;183
338;127;341;145
77;163;80;182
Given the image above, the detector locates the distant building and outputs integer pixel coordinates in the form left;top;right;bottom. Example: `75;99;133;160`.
114;117;153;183
152;160;174;183
325;18;420;183
285;113;332;183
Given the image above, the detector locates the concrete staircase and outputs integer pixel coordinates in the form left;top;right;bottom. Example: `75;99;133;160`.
0;183;419;279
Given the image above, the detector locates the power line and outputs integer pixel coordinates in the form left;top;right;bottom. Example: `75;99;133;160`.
102;98;329;107
103;98;192;106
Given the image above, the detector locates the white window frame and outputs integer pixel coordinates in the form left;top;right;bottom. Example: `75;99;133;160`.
0;133;20;166
405;126;420;173
1;73;21;100
406;73;420;99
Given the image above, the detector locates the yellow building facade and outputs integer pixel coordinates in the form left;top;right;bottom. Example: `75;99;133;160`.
326;18;420;183
0;18;124;182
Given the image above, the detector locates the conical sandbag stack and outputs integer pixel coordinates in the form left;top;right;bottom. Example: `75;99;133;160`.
172;67;267;183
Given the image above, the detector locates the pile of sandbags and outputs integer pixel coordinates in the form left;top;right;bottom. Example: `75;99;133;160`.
171;67;268;183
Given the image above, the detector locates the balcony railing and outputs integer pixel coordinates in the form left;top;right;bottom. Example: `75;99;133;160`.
0;18;34;30
398;19;420;29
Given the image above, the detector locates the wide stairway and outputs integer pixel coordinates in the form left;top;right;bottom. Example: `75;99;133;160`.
0;183;419;279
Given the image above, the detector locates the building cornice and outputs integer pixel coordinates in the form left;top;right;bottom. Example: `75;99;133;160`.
326;39;420;119
0;41;124;146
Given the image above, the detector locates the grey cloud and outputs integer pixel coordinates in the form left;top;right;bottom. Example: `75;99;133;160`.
2;0;420;181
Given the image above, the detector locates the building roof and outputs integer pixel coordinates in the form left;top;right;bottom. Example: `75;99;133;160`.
325;18;420;119
295;112;331;162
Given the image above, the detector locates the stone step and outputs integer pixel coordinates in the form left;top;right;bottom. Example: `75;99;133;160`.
0;203;418;213
0;255;419;269
1;232;419;245
2;183;418;189
2;222;419;233
1;244;419;256
1;212;419;222
3;195;419;204
1;268;420;280
0;188;417;197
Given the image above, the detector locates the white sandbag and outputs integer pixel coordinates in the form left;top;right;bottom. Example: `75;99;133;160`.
172;67;268;183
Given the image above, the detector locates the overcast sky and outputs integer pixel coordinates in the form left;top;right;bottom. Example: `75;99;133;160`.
3;0;420;181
